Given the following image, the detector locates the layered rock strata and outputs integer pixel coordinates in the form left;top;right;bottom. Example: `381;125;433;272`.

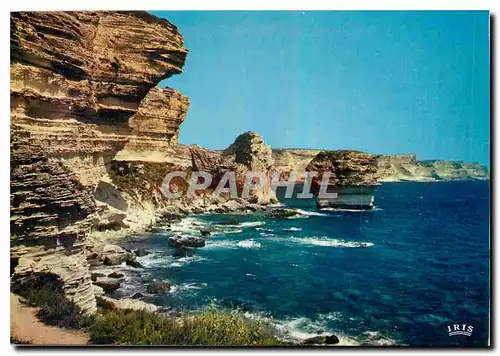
10;12;279;313
10;11;189;313
191;132;275;204
273;149;489;183
375;154;489;182
305;150;379;210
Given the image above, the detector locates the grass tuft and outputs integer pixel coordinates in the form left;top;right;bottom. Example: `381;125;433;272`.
11;273;284;346
89;307;283;346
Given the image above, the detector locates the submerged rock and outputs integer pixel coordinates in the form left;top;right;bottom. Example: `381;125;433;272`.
199;229;211;237
217;218;240;226
130;292;145;299
134;248;151;257
303;334;340;345
107;272;124;279
94;278;121;293
266;208;300;219
125;259;144;268
168;234;205;248
172;247;194;257
103;255;123;266
156;211;187;225
146;281;171;294
91;272;106;281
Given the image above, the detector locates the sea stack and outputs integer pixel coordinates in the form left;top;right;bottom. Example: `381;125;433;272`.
190;131;275;204
305;150;379;210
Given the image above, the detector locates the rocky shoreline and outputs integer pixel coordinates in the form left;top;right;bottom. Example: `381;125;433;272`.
82;205;395;346
85;202;279;314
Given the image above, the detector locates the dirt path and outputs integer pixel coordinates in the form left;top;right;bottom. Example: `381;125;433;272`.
10;293;89;345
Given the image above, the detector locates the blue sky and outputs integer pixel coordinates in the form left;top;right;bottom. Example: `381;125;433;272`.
151;11;490;166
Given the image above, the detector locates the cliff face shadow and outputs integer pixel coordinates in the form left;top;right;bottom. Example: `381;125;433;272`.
94;180;128;212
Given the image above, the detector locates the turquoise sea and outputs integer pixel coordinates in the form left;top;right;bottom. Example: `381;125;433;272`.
118;181;490;346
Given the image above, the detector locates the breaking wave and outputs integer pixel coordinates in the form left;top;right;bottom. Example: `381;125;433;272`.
242;311;361;345
237;239;261;249
205;239;262;249
283;227;302;232
320;206;383;213
204;240;238;249
138;253;207;268
295;209;329;217
288;236;374;248
239;221;265;228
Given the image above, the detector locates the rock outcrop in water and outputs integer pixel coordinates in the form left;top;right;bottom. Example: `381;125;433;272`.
305;150;379;210
306;150;379;187
191;131;275;204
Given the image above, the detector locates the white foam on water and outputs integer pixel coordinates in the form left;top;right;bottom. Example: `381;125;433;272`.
206;239;262;249
283;227;302;232
295;209;329;217
242;311;360;346
320;206;383;213
256;227;274;232
259;232;276;237
239;221;265;228
287;214;309;220
204;240;238;249
176;255;207;265
143;254;207;268
136;252;172;268
237;239;261;249
177;282;207;291
219;228;243;234
289;236;374;248
170;216;208;235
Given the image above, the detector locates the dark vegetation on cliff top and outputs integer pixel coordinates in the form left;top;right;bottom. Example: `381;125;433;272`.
11;273;283;346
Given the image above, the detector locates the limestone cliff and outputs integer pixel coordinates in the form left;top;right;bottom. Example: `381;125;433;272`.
305;150;379;189
304;150;378;210
375;154;437;182
273;149;488;183
10;11;189;313
272;149;320;181
10;12;278;313
191;132;275;204
375;155;489;182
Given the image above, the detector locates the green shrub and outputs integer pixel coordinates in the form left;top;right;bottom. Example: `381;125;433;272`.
12;273;284;346
90;307;283;346
11;273;92;330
